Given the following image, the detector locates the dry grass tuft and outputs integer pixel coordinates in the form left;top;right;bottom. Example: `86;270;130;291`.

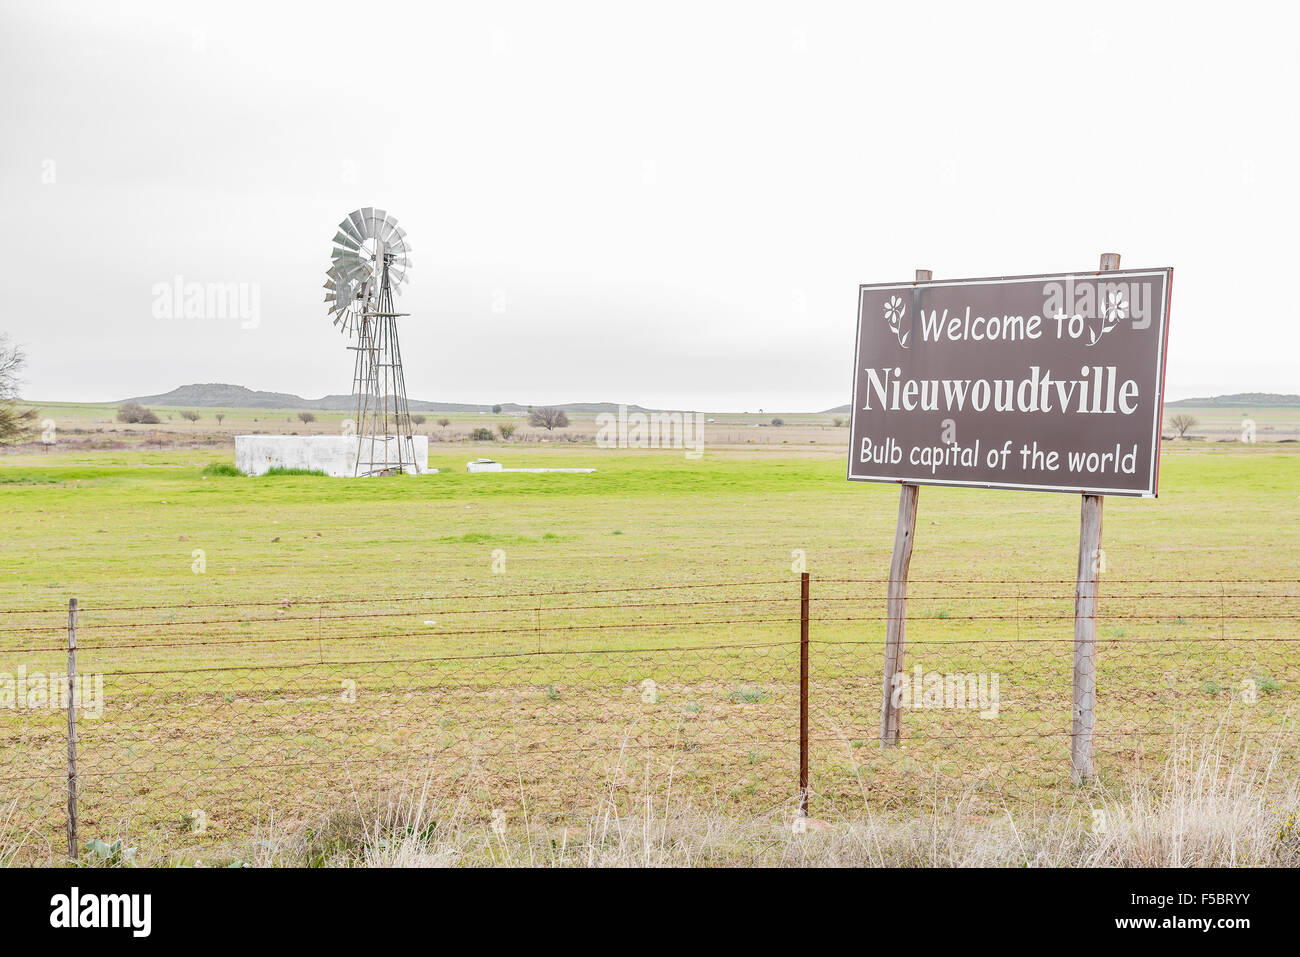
224;729;1300;868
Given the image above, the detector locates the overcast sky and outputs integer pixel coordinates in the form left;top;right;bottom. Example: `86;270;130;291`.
2;1;1296;411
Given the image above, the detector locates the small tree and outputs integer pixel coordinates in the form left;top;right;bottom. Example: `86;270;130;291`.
411;414;426;425
117;403;160;424
492;404;502;414
529;407;570;431
298;411;316;423
0;405;36;441
497;423;517;440
832;416;846;428
770;417;784;427
215;413;225;424
469;427;495;441
0;334;23;401
437;418;451;429
181;410;201;422
1169;413;1198;438
0;335;27;440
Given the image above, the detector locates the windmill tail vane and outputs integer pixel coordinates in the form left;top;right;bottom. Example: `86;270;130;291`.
324;207;419;476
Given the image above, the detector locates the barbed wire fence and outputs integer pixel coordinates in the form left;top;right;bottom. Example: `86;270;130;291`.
1;576;1296;862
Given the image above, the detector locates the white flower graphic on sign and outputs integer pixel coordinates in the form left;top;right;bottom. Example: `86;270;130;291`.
1103;290;1129;323
883;295;910;348
1088;289;1129;346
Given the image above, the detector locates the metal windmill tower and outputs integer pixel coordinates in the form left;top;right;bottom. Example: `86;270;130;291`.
323;208;419;476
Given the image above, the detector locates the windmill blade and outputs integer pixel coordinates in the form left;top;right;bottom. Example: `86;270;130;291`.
348;209;368;238
332;231;360;251
336;263;368;284
331;253;366;275
338;217;363;244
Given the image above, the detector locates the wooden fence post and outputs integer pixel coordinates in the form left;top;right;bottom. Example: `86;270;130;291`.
799;571;810;813
1070;252;1120;783
66;597;78;861
880;268;929;746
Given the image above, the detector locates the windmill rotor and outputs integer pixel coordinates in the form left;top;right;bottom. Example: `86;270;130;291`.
324;207;412;330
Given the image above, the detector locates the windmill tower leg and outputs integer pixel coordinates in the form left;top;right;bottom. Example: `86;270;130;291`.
353;259;419;476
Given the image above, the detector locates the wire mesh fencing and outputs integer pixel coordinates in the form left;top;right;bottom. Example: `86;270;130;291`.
1;576;1296;862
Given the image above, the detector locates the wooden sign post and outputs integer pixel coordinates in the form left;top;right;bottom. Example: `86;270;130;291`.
1070;252;1121;783
851;255;1171;778
880;268;929;747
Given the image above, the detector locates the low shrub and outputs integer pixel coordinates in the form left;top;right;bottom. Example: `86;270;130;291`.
117;403;160;424
202;462;244;477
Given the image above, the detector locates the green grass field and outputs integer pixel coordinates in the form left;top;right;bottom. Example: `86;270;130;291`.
2;436;1298;863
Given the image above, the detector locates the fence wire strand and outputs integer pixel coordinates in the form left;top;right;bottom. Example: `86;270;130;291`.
2;576;1296;862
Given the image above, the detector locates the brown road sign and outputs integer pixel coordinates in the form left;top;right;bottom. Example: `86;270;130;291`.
848;268;1173;496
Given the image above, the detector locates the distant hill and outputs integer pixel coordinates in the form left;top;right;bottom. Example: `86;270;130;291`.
821;404;851;414
117;383;649;414
1165;393;1300;407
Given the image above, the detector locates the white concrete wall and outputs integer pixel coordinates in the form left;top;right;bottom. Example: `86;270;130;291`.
235;435;430;477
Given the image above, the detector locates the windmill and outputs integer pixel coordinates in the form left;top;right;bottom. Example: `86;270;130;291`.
324;207;419;476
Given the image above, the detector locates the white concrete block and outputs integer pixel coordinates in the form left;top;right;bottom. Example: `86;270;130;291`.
234;435;431;477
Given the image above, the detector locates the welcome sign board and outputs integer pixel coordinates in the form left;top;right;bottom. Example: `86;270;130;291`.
848;268;1173;496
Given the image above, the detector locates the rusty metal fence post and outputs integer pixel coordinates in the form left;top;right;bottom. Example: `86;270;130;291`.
66;597;78;862
799;572;810;814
